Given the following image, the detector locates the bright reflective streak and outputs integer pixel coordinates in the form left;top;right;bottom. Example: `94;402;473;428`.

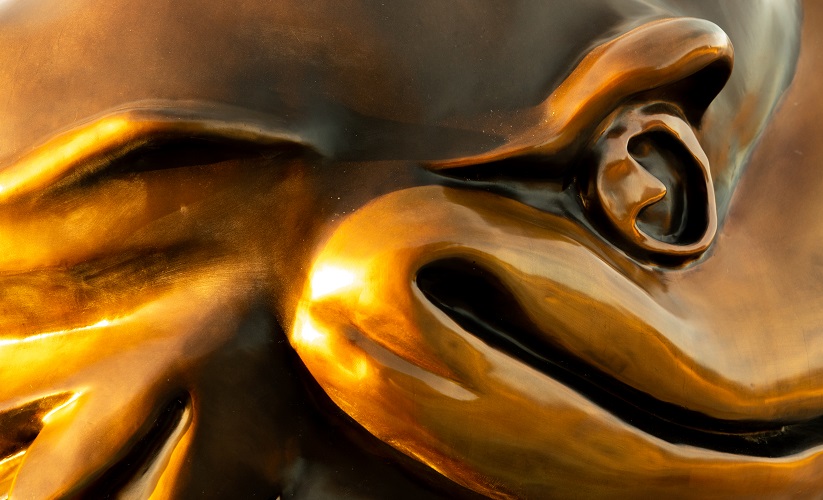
0;318;117;347
309;265;356;299
0;450;24;468
291;309;369;380
350;357;369;380
41;392;82;424
0;117;130;202
294;316;327;347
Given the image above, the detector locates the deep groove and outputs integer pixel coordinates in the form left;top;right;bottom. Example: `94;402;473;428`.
0;393;75;461
80;393;189;498
416;258;823;457
629;130;709;245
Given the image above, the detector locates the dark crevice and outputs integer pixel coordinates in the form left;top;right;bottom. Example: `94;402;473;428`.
629;130;709;245
636;59;732;126
47;136;310;198
416;258;823;457
79;393;190;499
0;393;75;460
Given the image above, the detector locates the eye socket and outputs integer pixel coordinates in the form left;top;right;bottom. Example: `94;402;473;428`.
629;130;709;246
422;100;719;267
416;17;732;266
581;102;717;265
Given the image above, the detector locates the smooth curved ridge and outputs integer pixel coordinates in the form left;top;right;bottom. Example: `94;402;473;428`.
429;17;733;169
0;100;314;203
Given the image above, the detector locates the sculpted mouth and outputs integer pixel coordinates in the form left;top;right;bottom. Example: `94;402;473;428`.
417;258;823;458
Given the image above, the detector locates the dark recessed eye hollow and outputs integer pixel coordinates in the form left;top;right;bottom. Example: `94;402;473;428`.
582;103;718;266
629;130;709;246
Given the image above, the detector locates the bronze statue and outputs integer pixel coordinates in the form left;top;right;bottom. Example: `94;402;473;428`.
0;0;820;498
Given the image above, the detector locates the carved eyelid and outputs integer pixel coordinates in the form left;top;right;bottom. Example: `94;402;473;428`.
0;100;314;203
427;16;733;171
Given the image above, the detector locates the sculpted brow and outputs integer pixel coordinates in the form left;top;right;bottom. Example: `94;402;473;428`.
0;101;314;203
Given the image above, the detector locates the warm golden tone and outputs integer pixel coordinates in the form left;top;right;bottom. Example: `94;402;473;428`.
0;0;821;498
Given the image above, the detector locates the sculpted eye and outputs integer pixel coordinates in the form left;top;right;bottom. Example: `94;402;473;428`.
425;17;732;266
630;131;694;241
581;102;716;264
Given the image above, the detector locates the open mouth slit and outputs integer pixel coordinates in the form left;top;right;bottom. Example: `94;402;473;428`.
416;258;823;457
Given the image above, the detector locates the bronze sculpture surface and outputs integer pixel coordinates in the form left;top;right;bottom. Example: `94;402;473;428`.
0;0;821;498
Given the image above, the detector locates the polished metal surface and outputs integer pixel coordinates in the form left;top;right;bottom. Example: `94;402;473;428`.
0;1;820;498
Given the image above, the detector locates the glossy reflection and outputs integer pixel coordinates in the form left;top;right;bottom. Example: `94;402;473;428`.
0;0;818;499
291;184;823;498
